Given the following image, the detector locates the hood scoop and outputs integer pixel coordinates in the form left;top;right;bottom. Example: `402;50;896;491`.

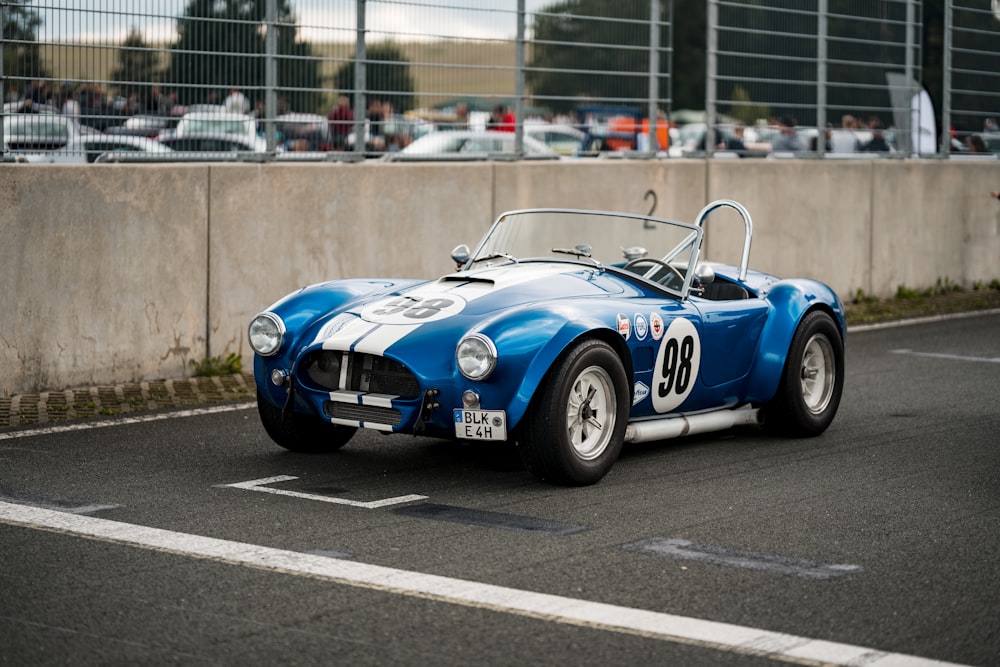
439;273;496;286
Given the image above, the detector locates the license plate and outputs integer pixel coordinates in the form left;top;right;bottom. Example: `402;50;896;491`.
453;409;507;441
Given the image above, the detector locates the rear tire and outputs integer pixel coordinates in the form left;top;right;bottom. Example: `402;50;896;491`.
763;310;844;436
518;339;629;485
257;394;357;453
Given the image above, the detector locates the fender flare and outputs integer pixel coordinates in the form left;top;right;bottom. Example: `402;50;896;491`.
481;311;632;428
746;280;846;401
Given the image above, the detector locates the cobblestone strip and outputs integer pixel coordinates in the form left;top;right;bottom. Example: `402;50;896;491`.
0;373;255;430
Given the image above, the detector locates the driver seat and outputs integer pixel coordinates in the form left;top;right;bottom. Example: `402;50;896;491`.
700;279;750;300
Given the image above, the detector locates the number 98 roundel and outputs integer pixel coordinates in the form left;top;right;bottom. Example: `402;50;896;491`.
652;318;701;413
360;293;467;324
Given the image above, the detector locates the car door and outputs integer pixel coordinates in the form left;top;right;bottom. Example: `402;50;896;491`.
690;294;769;388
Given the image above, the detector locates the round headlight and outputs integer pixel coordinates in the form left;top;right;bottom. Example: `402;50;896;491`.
456;334;497;380
248;312;285;356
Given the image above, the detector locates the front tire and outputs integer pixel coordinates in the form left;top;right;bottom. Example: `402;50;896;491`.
257;393;357;453
763;310;844;436
518;339;629;485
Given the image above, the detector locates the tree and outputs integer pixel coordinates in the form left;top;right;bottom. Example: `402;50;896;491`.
527;1;665;115
110;29;162;101
2;0;51;97
167;0;321;113
333;42;416;114
671;0;707;112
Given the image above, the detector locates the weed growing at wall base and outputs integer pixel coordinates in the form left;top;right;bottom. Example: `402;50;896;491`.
190;353;243;377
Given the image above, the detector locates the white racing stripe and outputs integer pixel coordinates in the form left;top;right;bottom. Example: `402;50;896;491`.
0;500;966;667
321;316;381;351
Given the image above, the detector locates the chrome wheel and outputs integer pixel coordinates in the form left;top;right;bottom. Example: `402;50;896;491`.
800;333;835;415
764;311;844;437
519;339;629;485
566;365;616;460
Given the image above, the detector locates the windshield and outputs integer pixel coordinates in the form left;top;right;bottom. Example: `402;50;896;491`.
469;209;703;296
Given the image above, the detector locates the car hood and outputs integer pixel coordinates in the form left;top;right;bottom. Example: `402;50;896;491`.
305;262;626;356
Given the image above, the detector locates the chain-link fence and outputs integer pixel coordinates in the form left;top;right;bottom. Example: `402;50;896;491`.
0;0;996;161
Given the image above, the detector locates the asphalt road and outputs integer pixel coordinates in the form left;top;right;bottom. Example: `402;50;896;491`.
2;313;998;666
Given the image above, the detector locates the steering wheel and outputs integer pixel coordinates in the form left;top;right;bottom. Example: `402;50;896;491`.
623;258;685;291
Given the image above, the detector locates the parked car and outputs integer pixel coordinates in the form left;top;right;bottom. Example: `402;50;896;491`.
385;129;558;160
2;112;86;151
157;133;266;154
523;123;587;156
13;134;173;163
171;111;266;151
248;200;846;485
106;114;178;139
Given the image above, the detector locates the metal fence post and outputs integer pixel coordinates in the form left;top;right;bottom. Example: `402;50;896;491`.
1;1;5;155
354;0;366;156
265;0;278;153
705;0;718;157
648;0;661;153
941;0;952;156
816;0;827;157
515;0;525;155
904;0;917;155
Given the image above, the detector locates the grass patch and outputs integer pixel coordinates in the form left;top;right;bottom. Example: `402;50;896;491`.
190;353;243;377
846;281;1000;325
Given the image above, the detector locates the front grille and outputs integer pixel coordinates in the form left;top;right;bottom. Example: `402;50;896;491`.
301;351;420;398
324;401;402;426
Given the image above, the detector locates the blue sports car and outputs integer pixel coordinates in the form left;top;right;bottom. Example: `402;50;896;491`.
249;200;845;485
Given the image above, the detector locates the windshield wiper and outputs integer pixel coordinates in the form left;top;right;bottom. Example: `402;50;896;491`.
551;246;602;267
471;252;518;265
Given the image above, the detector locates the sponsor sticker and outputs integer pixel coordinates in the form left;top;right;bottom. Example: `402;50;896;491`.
617;313;631;340
633;381;650;405
650;312;664;340
634;314;648;341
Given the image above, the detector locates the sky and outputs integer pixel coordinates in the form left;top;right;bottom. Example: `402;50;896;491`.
37;1;553;44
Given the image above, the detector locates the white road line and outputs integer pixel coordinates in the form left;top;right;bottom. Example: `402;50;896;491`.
0;501;966;667
222;475;427;509
891;349;1000;364
0;403;256;441
849;308;1000;332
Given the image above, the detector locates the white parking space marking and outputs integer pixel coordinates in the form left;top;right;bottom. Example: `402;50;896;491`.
623;538;862;580
0;501;967;667
0;403;255;441
222;475;427;509
891;349;1000;364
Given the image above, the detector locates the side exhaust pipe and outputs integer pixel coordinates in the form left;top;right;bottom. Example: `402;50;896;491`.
624;404;761;444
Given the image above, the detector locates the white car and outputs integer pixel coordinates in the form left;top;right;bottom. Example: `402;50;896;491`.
3;113;85;152
10;135;173;163
172;111;266;152
524;123;587;156
386;129;557;160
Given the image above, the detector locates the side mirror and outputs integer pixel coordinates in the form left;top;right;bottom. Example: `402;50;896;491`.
451;244;471;270
695;262;716;285
692;263;715;295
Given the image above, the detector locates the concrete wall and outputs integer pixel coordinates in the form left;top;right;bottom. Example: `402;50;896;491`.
2;158;998;396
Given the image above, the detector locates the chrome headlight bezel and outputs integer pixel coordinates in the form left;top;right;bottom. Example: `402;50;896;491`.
248;312;285;357
456;333;498;381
